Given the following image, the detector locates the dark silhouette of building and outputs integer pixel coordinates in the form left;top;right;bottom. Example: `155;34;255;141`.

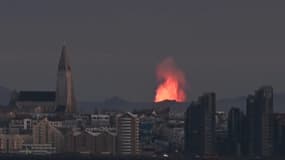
228;107;246;156
273;113;285;156
246;86;274;157
215;111;228;155
185;92;216;157
15;91;56;113
55;45;77;113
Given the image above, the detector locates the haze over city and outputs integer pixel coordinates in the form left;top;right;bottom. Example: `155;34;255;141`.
2;1;285;160
1;1;285;102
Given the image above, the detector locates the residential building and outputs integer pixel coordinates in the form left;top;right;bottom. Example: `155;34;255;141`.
91;114;110;127
185;93;216;157
0;134;32;153
65;128;116;155
116;112;140;155
246;86;274;157
227;107;246;156
33;118;65;153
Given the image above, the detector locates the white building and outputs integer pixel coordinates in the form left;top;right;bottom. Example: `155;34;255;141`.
9;118;38;131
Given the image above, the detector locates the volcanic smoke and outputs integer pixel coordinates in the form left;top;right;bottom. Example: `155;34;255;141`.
154;57;187;102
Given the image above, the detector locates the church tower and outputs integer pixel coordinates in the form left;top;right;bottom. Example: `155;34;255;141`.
55;45;76;113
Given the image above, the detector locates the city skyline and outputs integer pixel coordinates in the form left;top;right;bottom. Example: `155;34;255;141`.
0;42;284;103
1;1;285;159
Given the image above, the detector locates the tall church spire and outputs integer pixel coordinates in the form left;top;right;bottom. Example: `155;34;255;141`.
55;45;76;113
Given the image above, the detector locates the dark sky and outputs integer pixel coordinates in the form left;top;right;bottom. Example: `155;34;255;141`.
1;1;285;101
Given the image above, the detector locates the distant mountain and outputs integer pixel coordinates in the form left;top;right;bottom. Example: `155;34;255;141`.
0;86;11;106
2;85;285;113
216;96;247;112
78;97;188;113
78;96;153;113
216;92;285;113
78;93;285;114
103;96;129;106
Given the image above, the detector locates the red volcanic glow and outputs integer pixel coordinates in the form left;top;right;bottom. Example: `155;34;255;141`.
154;57;187;102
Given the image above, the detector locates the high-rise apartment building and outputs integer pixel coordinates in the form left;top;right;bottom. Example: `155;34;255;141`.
116;112;140;155
185;92;216;157
246;86;273;157
228;107;246;156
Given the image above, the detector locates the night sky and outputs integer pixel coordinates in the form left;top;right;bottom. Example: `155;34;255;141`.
1;1;285;101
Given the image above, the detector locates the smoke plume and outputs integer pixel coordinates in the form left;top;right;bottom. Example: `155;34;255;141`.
154;57;187;102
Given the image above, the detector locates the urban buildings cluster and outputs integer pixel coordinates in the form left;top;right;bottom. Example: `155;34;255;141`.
0;111;140;155
1;46;285;160
184;86;285;159
0;46;141;155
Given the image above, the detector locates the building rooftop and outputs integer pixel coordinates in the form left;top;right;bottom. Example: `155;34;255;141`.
17;91;56;102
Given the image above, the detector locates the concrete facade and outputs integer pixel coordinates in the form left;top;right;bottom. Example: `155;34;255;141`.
116;112;140;155
55;45;76;113
32;118;65;153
